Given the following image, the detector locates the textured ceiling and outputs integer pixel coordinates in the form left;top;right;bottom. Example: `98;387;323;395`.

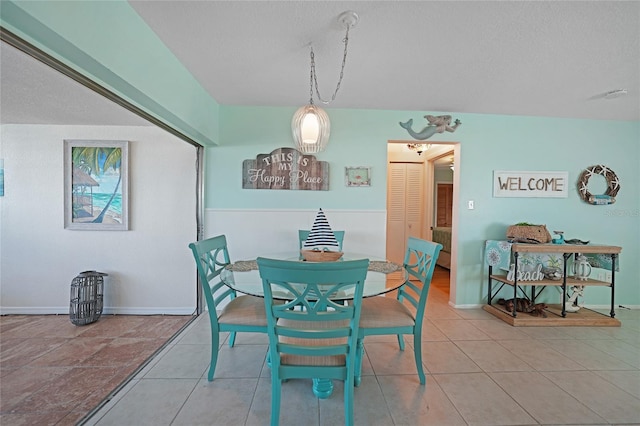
0;42;149;126
1;1;638;126
128;0;639;120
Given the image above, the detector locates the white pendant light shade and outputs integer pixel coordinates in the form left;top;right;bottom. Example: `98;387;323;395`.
292;104;330;154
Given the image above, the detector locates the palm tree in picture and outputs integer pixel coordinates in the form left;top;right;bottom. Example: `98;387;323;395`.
72;146;122;223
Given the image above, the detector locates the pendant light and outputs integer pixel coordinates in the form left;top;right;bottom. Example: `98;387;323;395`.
292;11;358;154
407;143;431;155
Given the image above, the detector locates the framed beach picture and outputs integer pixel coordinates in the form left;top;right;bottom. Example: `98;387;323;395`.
64;140;129;230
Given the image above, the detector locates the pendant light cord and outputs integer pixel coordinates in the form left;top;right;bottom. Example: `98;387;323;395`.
310;25;351;105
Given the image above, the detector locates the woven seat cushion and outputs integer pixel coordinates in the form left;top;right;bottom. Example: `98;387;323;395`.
359;297;415;328
277;319;349;366
219;295;268;326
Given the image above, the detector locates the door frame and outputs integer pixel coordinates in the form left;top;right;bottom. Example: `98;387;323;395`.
387;141;461;306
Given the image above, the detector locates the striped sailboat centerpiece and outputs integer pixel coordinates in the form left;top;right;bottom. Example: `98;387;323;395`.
301;209;343;261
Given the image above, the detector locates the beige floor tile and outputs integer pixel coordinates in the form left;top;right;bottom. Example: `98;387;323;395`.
592;370;640;398
434;372;536;425
422;341;482;374
455;340;533;372
558;326;619;340
541;338;637;370
172;378;258;425
174;315;213;345
357;345;375;378
615;328;640;348
143;343;210;379
489;371;607;424
497;339;584;371
431;318;492;341
469;319;532;340
213;344;268;379
82;378;140;426
454;308;496;320
420;318;449;341
361;334;399;344
317;378;392;426
582;338;640;368
424;305;464;320
93;378;198;426
363;341;424;378
352;376;396;425
542;370;640;424
518;326;575;340
377;374;466;425
246;377;319;426
228;331;269;345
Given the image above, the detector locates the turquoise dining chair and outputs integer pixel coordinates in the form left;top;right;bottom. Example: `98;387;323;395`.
298;229;345;251
256;257;369;426
188;235;268;382
355;237;442;386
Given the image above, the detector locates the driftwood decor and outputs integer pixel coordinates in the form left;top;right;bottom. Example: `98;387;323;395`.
242;147;329;190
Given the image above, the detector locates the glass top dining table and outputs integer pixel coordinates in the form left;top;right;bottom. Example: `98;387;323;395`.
220;252;408;300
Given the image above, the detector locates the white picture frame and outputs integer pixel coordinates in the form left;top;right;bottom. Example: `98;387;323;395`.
64;140;129;230
345;166;371;187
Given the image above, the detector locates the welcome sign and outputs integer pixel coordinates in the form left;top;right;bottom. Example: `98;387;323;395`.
493;171;568;198
242;147;329;190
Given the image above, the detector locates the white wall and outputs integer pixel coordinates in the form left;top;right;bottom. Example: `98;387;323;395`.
0;125;197;314
205;209;386;261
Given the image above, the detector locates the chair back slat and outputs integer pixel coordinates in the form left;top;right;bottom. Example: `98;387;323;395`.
189;235;268;383
188;235;234;325
399;237;443;314
257;257;368;371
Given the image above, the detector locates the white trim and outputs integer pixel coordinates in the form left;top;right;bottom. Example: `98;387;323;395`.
205;208;386;213
450;302;485;309
0;307;195;315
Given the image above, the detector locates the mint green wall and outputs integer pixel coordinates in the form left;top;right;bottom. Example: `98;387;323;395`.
213;105;640;306
3;1;638;306
1;0;219;145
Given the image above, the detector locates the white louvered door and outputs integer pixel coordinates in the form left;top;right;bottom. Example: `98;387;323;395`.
386;163;425;265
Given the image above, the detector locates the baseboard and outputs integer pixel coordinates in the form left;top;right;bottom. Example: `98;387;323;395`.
0;307;195;315
450;302;485;309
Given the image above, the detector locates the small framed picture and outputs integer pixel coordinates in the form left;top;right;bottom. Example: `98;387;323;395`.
345;166;371;187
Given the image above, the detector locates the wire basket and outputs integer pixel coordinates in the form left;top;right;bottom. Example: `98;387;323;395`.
69;271;107;326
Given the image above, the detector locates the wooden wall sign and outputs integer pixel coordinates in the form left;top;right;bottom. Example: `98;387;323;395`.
493;170;568;198
242;147;329;190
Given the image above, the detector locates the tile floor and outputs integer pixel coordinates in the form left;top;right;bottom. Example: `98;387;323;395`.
0;314;193;425
84;267;640;425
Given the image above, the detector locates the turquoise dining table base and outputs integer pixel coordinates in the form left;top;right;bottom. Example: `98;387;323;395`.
313;378;334;399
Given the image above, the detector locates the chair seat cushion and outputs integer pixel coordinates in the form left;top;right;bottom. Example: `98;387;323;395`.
278;319;348;366
359;297;416;328
219;295;268;326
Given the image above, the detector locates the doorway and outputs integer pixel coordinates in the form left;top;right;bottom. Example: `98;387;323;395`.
386;141;459;304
